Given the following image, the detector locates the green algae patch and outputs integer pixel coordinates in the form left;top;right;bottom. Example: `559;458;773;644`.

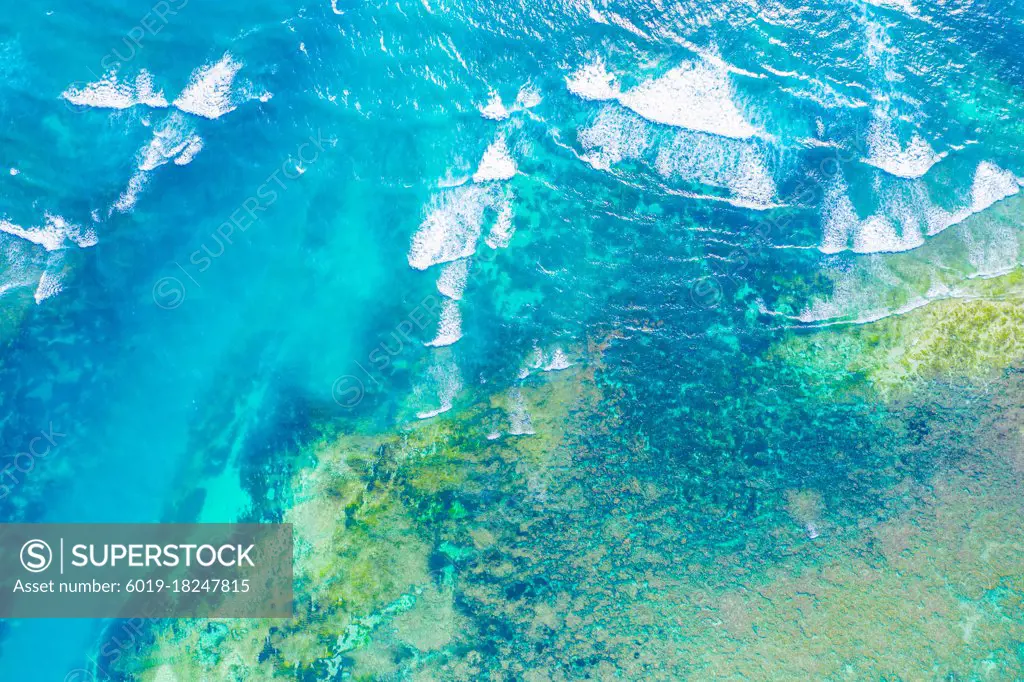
115;362;601;681
110;334;1024;681
772;269;1024;399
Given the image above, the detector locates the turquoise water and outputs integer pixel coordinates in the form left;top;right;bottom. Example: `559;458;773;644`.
1;0;1023;679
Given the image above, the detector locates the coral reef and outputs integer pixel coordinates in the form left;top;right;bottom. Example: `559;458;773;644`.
115;359;598;681
114;327;1024;675
773;269;1024;399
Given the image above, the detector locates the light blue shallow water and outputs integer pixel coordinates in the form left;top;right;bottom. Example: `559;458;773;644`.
1;0;1023;678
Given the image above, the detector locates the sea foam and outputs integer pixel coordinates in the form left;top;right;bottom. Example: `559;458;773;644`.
566;57;620;101
34;269;64;304
821;176;924;254
568;56;759;140
969;161;1020;214
820;162;1021;254
924;162;1020;235
479;92;509;120
408;185;492;270
61;70;169;110
113;172;149;213
620;62;758;139
515;83;542;109
173;53;243;119
436;258;469;300
655;130;778;207
139;113;202;171
578;105;649;170
425;298;463;347
416;353;462;420
543;347;572;371
174;136;204;166
114;113;202;213
0;214;97;251
864;111;945;179
473;134;517;182
485;193;515;249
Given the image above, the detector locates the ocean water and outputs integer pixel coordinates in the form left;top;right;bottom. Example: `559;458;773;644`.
1;0;1023;679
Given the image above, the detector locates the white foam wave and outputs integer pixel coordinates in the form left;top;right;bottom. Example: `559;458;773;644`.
656;131;778;207
866;17;894;69
621;63;758;139
113;114;202;213
820;175;924;254
970;161;1020;214
923;162;1020;236
578;105;649;170
473;135;517;183
59;214;98;248
820;162;1019;255
587;4;609;23
485;194;515;249
864;112;945;179
436;258;469;300
425;299;463;347
0;214;97;251
114;171;149;213
408;185;492;270
416;353;462;420
173;53;243;119
174;136;204;166
515;83;542;109
479;92;509;120
61;70;169;110
0;242;40;298
852;213;924;254
543;348;572;371
568;57;759;140
416;405;451;420
139;113;201;171
566;56;620;101
34;270;63;304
